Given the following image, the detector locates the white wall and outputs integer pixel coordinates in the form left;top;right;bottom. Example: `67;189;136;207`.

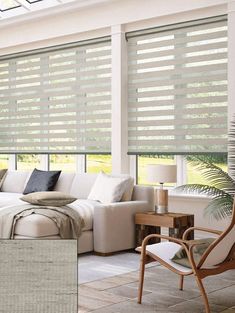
0;0;228;55
169;195;230;231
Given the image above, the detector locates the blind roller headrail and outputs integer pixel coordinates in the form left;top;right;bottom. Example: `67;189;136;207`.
127;152;227;156
126;15;227;39
0;152;111;155
0;36;111;61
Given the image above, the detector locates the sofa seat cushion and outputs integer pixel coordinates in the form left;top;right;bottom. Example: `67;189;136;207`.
67;199;98;231
15;199;96;236
14;199;95;236
14;214;59;237
0;192;24;208
0;194;95;236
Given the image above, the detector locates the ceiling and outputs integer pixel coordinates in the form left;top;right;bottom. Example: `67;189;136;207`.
0;0;85;19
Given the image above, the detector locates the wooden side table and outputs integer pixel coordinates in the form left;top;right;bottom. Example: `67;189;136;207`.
135;212;194;246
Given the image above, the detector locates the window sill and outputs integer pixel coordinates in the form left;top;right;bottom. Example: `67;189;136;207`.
169;191;212;202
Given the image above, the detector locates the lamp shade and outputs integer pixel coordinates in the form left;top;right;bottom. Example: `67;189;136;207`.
147;164;177;184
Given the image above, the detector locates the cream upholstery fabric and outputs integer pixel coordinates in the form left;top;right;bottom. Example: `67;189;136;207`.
14;213;59;237
70;173;97;199
14;235;61;239
146;242;192;273
201;225;235;268
93;200;153;253
67;199;98;231
0;169;7;189
0;192;23;207
78;230;94;254
54;172;75;194
1;171;29;193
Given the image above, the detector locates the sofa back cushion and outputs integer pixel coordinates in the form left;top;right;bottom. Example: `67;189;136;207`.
70;173;97;198
0;169;7;189
54;172;76;194
0;171;146;204
1;171;30;193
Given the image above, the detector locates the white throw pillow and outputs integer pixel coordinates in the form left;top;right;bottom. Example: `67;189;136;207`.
109;174;134;201
88;172;131;203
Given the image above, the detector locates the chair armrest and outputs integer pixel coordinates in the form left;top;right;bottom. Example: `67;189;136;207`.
183;226;222;240
138;234;207;271
138;233;188;252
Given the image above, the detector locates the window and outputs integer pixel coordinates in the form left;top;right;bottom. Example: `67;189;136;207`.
17;154;40;170
137;155;175;185
86;154;112;174
49;155;76;172
0;37;111;154
0;154;8;169
127;16;227;156
186;154;227;184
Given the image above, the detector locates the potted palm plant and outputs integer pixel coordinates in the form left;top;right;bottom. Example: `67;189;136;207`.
176;117;235;220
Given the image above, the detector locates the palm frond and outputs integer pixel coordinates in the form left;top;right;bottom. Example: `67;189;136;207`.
175;184;227;198
187;156;235;196
204;195;234;220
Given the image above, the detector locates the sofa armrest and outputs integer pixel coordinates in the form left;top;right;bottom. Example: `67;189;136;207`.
132;185;154;206
93;200;151;254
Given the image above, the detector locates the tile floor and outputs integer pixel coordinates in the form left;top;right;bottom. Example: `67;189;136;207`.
78;265;235;313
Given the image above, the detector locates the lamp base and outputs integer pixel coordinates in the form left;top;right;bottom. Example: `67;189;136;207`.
155;189;168;214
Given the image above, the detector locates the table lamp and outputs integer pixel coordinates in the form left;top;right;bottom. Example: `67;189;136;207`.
147;164;177;214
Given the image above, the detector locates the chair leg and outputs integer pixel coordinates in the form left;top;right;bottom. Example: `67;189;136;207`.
179;275;184;290
138;251;146;304
195;275;210;313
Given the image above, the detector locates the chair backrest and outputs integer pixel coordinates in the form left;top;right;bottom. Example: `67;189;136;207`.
199;199;235;268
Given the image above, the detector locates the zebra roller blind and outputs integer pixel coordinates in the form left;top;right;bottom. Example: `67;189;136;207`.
0;37;111;153
127;16;228;154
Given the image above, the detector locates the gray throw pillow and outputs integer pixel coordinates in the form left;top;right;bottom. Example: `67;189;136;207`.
171;238;215;268
0;169;7;189
23;168;61;195
21;191;77;206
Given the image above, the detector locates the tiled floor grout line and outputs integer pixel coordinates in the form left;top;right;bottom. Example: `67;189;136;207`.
78;265;235;313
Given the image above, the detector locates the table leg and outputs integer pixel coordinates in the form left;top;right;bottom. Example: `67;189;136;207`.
169;216;194;239
136;225;161;246
169;227;179;238
186;215;194;240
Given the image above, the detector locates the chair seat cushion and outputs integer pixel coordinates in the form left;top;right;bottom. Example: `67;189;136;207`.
146;242;193;273
171;238;215;268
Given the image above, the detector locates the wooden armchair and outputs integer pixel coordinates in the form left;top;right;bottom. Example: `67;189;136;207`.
137;201;235;313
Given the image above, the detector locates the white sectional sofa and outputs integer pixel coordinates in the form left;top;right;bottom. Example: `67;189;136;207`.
0;171;154;254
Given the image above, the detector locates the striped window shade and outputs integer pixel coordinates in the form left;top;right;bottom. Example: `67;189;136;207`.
127;16;228;155
0;37;111;154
